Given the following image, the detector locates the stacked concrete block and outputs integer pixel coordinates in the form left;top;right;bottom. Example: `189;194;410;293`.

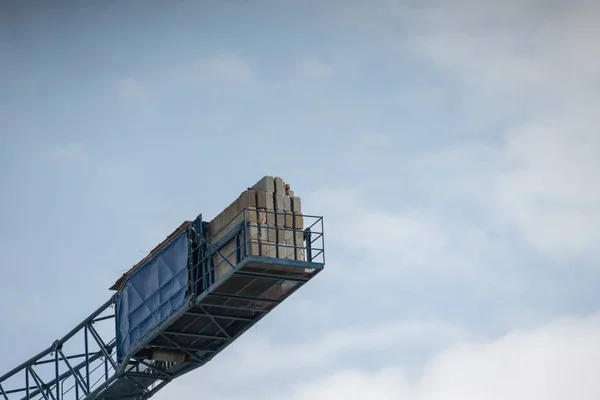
272;178;294;260
255;189;277;258
111;176;310;292
204;175;307;281
237;190;260;257
207;188;261;281
274;177;304;261
254;176;285;259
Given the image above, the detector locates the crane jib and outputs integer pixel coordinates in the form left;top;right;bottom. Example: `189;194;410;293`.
0;208;325;400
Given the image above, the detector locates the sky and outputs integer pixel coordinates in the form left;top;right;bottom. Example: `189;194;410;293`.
1;0;600;398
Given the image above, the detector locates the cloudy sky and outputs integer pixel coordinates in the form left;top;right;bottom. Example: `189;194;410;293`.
2;0;600;399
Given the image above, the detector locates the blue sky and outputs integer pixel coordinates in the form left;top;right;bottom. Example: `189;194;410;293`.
2;0;600;398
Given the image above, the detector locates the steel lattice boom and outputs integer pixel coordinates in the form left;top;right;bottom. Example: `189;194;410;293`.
0;298;120;400
1;208;325;400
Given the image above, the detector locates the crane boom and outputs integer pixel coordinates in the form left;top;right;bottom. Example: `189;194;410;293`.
1;178;325;400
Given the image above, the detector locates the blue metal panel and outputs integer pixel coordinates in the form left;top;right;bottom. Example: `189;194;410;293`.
116;230;190;361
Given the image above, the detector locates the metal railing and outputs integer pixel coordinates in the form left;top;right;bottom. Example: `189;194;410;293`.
188;208;325;295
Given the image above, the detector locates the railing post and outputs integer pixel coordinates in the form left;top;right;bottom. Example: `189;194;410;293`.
203;221;209;292
189;230;196;297
305;227;312;262
242;208;248;258
235;233;241;265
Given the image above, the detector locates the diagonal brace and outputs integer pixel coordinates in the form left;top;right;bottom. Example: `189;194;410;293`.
0;384;9;400
197;306;231;339
27;367;52;400
87;324;118;372
58;349;89;396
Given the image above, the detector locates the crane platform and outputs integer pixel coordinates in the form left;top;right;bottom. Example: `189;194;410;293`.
0;208;325;400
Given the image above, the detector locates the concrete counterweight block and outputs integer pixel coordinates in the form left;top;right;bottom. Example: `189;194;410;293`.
293;213;304;230
277;228;295;260
214;239;237;281
291;197;302;213
294;231;305;261
246;225;260;256
256;190;273;225
274;177;286;194
206;177;305;268
252;176;275;193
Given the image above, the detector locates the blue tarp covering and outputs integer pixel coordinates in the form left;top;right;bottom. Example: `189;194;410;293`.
116;230;190;361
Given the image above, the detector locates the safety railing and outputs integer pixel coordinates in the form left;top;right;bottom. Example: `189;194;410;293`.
189;208;325;296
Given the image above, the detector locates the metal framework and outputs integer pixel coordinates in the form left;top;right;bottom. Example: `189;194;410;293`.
0;298;120;400
1;209;325;400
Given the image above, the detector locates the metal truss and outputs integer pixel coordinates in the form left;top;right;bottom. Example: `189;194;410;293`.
1;209;326;400
0;297;118;400
0;298;177;400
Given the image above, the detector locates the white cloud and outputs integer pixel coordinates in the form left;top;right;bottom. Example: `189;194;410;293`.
116;77;144;100
318;0;600;261
156;318;469;399
304;188;495;278
287;368;408;400
156;313;600;400
385;0;600;128
43;142;87;162
192;54;255;85
284;313;600;400
318;0;600;120
294;58;334;81
413;118;600;261
492;122;600;259
348;132;392;150
290;58;358;84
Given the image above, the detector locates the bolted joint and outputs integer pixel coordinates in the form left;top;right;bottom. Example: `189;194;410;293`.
52;340;62;351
